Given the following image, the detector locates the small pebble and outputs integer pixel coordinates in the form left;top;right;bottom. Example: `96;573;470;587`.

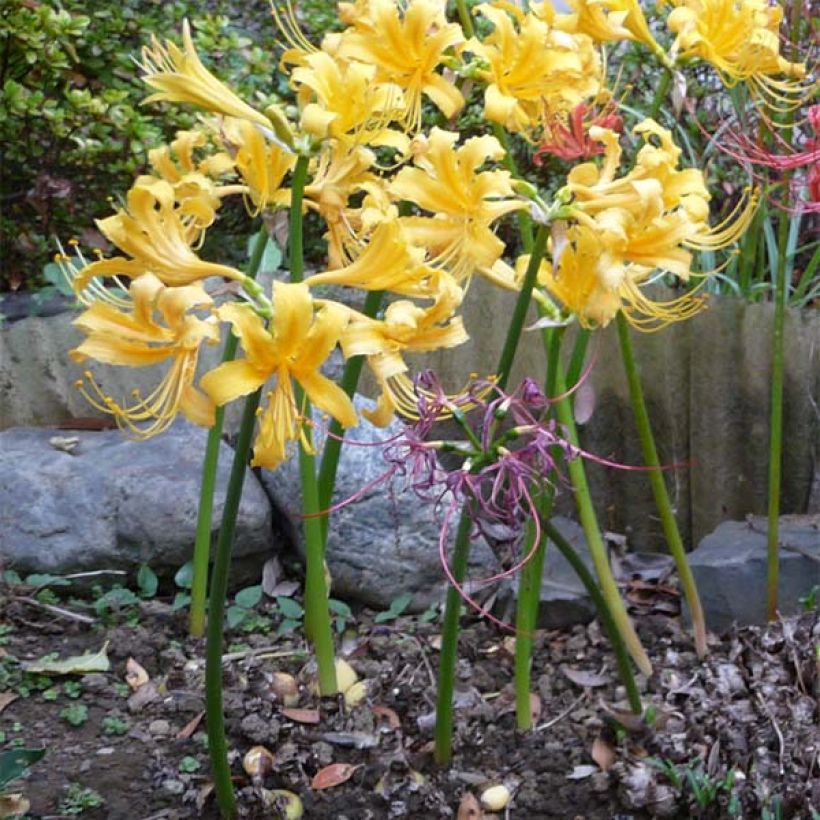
148;719;171;737
81;673;110;693
162;779;185;796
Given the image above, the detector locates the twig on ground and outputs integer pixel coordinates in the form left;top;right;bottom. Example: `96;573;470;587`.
756;693;785;776
221;646;307;664
14;596;95;625
535;692;586;732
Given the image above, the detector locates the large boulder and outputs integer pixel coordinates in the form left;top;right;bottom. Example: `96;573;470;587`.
688;515;820;630
260;395;499;611
0;421;275;582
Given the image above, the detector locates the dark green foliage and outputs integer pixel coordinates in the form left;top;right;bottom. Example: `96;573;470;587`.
0;0;322;291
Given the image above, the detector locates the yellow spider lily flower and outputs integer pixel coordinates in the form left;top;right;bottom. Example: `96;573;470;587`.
303;144;388;268
304;220;429;296
72;180;245;293
335;0;465;127
556;0;665;57
290;51;407;146
147;130;237;229
70;273;219;435
568;119;756;263
664;0;808;106
220;118;295;215
200;284;358;469
341;273;468;424
541;223;707;330
469;3;603;135
140;20;286;133
390;128;526;287
545;119;757;329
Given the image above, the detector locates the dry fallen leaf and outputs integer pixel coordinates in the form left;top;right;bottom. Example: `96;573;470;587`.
591;734;616;771
371;704;401;730
125;657;149;691
176;711;204;740
23;641;110;675
0;693;18;714
456;791;482;820
127;680;160;713
567;764;598;780
0;793;29;817
281;708;320;725
311;763;361;790
261;789;303;819
529;692;542;723
560;665;609;689
243;745;275;778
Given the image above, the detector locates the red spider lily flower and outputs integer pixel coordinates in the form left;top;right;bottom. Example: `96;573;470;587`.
534;103;624;164
712;104;820;211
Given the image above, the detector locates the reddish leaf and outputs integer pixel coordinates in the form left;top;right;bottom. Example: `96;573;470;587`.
176;711;204;740
281;708;320;724
591;734;616;771
371;705;401;730
456;792;482;820
0;693;17;714
311;763;361;790
125;657;149;690
529;692;542;723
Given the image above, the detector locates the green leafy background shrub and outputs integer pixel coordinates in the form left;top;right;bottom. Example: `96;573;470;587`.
0;0;337;291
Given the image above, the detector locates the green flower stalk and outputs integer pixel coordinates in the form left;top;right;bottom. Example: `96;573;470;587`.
552;360;653;676
189;228;269;638
615;313;707;657
434;223;550;764
205;388;262;819
289;154;338;694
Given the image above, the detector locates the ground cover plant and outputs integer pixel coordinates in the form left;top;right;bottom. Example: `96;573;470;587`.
1;0;818;817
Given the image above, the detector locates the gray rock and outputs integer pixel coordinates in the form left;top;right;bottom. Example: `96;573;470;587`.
0;421;274;581
501;517;598;630
688;515;820;630
260;395;499;610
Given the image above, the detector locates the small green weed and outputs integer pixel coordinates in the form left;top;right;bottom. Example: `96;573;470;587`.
60;783;104;815
59;704;88;727
101;716;129;736
63;680;83;699
374;592;413;624
799;585;819;611
178;755;201;774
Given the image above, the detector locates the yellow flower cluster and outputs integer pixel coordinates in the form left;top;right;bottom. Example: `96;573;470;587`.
62;0;773;467
541;119;756;330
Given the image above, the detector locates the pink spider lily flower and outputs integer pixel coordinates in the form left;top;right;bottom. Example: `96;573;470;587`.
315;369;678;629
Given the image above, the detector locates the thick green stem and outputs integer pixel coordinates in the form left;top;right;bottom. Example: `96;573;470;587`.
553;362;652;676
288;154;338;692
647;68;672;120
491;124;534;253
495;224;549;390
766;208;789;620
615;313;707;657
514;500;552;729
189;228;269;638
435;223;551;762
541;520;642;714
317;288;384;531
298;419;338;694
454;0;475;37
205;389;262;819
513;327;563;730
433;512;473;765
